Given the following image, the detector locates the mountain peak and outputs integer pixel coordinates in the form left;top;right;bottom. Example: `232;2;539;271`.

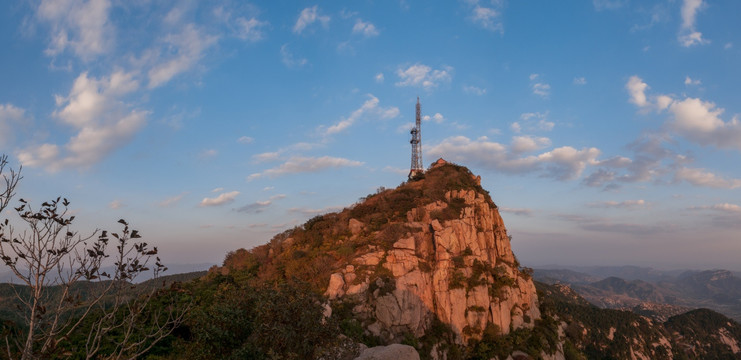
220;161;539;345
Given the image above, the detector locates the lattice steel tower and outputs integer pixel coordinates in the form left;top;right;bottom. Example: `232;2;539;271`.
409;97;424;179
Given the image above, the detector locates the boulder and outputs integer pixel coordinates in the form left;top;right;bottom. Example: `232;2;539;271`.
354;344;420;360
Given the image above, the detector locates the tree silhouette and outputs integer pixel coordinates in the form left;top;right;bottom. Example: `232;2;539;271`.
0;155;190;360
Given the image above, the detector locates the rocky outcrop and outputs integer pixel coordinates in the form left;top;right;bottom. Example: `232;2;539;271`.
326;187;540;344
354;344;420;360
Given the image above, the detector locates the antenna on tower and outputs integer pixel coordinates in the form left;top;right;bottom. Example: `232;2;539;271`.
409;97;424;180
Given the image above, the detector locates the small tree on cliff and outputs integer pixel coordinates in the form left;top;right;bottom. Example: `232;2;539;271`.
0;155;189;360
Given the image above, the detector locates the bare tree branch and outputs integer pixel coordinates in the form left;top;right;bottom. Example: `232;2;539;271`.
0;155;190;359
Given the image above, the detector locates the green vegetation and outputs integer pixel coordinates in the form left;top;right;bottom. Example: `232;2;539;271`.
0;155;188;360
665;309;741;359
155;274;341;360
449;271;467;289
466;315;560;360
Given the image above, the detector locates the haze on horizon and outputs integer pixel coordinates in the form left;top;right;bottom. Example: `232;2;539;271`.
0;0;739;273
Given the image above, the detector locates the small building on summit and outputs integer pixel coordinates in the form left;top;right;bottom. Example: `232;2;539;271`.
431;158;448;168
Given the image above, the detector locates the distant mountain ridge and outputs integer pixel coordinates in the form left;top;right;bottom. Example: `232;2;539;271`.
535;266;741;321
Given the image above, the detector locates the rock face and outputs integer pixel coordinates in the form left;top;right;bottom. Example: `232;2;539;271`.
326;185;540;344
354;344;420;360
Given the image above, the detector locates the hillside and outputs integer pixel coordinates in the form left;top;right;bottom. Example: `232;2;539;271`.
217;160;540;348
537;281;741;359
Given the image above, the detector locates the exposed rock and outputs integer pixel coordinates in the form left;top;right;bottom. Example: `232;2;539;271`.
354;344;420;360
326;273;346;299
333;187;540;343
349;219;364;235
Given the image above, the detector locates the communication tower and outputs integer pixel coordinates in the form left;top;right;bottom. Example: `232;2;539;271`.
409;97;424;179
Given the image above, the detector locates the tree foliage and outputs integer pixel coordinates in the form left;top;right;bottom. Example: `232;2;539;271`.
0;155;189;359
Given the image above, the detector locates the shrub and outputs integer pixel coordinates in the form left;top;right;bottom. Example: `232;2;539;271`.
451;255;465;268
450;271;466;289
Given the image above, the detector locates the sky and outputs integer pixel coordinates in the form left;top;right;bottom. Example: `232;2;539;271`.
0;0;740;272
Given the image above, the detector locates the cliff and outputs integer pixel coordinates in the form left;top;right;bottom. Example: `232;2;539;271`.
221;160;539;345
325;187;539;344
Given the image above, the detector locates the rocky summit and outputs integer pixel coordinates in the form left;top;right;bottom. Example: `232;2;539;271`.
212;160;741;360
222;160;539;346
324;164;539;344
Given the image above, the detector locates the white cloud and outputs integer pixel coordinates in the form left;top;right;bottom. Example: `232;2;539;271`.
293;6;330;34
588;199;647;208
262;186;274;191
532;83;550;97
0;104;28;145
500;207;533;216
235;195;284;214
148;24;219;88
199;149;218;158
395;63;453;90
627;76;741;150
678;31;707;47
668;99;741;150
684;76;701;86
626;76;649;108
322;94;399;136
463;85;486;95
517;112;554;132
212;6;269;42
690;203;741;213
353;19;379;37
280;44;307;68
464;1;504;33
675;167;741;189
678;0;708;47
199;191;240;207
234;17;268;42
725;43;733;50
247;156;363;180
238;136;254;144
109;200;124;209
511;135;551;153
211;187;224;193
573;77;587;85
680;0;703;30
158;192;187;207
252;151;281;163
422;113;445;124
288;206;344;216
18;71;146;172
537;146;602;180
236;200;272;213
37;0;114;60
427;136;600;180
531;76;550;98
375;73;384;83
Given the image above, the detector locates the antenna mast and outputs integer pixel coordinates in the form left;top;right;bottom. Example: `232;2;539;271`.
409;97;423;179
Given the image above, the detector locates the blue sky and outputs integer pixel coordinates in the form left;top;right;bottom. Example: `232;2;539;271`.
0;0;740;270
